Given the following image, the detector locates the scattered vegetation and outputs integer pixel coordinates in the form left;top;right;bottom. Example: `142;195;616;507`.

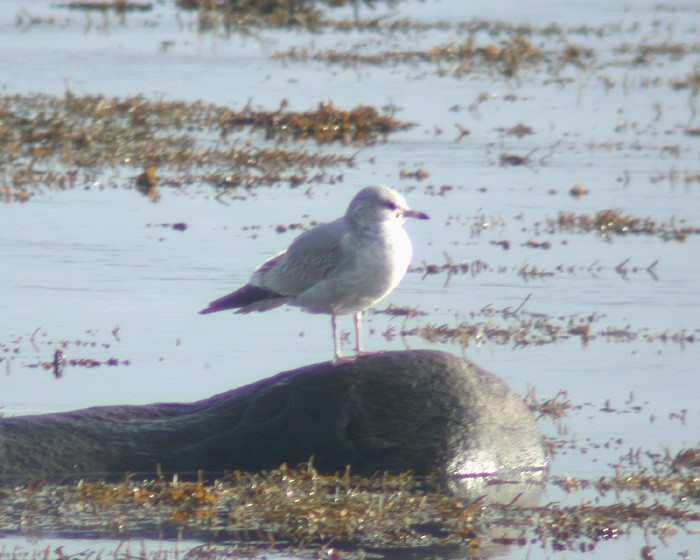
410;253;660;285
273;35;591;78
13;0;700;90
497;122;534;137
0;327;127;378
499;150;536;166
525;388;572;420
375;297;699;350
615;40;697;64
53;0;153;12
551;446;700;500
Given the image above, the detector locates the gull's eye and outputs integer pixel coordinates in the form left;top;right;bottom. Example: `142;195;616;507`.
383;200;398;211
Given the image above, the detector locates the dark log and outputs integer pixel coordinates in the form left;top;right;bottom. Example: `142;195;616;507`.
0;350;547;491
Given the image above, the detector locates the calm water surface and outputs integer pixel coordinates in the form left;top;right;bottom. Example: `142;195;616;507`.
0;0;698;558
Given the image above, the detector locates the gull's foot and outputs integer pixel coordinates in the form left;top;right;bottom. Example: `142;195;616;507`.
332;350;390;366
332;354;357;367
352;350;388;360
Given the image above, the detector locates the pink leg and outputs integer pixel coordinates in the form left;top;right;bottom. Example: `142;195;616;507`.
354;311;363;353
331;315;342;361
331;315;355;365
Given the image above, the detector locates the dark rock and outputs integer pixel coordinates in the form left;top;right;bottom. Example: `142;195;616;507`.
0;350;547;491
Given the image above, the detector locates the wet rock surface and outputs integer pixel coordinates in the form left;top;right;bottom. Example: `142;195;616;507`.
0;350;545;484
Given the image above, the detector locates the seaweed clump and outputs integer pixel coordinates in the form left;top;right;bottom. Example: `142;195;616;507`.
175;0;398;30
0;449;697;555
552;209;699;241
3;463;480;550
0;93;410;202
219;101;414;144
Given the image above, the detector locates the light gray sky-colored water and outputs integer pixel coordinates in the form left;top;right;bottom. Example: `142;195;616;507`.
0;0;699;557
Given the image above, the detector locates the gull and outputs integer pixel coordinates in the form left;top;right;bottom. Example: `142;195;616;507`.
199;185;429;362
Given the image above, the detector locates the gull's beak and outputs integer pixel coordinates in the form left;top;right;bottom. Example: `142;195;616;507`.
403;208;430;220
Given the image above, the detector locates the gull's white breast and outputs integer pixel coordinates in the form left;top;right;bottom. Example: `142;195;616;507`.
294;221;413;316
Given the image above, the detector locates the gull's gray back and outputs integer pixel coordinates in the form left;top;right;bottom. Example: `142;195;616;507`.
251;217;348;297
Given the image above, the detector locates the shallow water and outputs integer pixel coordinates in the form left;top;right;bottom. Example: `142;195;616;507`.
1;0;699;558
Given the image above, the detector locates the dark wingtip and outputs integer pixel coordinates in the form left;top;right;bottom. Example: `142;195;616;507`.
198;284;285;315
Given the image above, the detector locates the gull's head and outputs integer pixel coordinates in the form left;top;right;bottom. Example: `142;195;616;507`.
346;185;429;229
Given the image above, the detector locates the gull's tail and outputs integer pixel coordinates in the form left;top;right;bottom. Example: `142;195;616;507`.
198;284;287;314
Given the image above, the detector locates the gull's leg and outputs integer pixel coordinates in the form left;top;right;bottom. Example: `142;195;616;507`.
331;314;342;360
354;311;363;354
331;314;354;366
